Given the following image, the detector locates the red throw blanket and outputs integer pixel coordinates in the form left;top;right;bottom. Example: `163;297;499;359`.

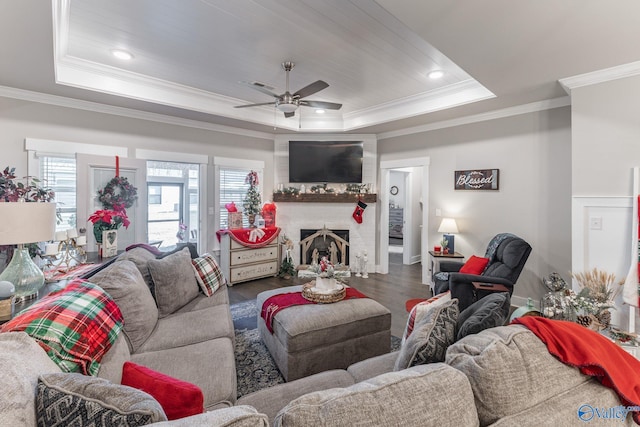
513;316;640;424
216;226;280;248
261;287;368;334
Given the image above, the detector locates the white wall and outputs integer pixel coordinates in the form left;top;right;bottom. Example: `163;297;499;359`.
389;171;405;208
0;96;274;252
571;74;640;329
378;107;572;305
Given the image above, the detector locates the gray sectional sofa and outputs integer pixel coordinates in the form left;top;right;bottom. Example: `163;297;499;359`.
1;246;635;425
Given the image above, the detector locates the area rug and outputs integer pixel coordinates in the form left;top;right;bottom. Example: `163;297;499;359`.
231;300;401;398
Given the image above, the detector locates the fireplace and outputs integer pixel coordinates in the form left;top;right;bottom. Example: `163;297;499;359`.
300;227;349;266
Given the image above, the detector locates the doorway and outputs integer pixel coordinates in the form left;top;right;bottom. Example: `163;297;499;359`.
378;157;430;284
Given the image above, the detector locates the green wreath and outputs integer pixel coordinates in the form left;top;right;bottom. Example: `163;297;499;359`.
98;176;138;210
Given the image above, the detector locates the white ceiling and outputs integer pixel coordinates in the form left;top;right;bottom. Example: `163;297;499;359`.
1;0;639;136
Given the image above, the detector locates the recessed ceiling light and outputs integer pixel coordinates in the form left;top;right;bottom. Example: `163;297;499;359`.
315;109;325;114
111;49;133;60
428;70;444;79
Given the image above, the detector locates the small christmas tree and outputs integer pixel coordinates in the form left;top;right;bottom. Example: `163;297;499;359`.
278;256;296;279
243;171;261;216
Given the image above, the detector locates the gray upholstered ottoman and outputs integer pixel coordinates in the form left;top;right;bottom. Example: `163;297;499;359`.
257;285;391;381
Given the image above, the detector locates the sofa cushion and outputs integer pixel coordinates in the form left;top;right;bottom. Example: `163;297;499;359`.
0;332;61;426
459;255;490;274
153;406;268;427
456;292;510;340
36;373;166;425
401;291;451;343
148;247;200;317
97;333;131;384
115;247;158;297
130;337;237;410
89;260;159;352
191;253;226;296
274;364;479;427
135;304;234;352
446;325;599;425
237;369;355;423
122;361;204;421
394;299;458;371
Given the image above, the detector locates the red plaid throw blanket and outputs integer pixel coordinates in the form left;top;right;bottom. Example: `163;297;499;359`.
261;287;368;334
0;279;123;376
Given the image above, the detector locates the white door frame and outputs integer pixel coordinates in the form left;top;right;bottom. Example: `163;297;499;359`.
378;157;430;284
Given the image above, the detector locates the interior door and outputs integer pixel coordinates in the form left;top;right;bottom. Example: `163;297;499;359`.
77;154;147;252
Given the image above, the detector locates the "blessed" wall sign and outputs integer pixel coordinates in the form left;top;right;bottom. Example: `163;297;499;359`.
454;169;499;190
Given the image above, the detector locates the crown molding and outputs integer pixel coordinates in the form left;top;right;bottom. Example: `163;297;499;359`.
0;85;274;140
377;97;571;140
559;60;640;94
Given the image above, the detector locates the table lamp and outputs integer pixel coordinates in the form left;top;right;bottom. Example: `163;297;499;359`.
437;218;459;254
0;202;57;302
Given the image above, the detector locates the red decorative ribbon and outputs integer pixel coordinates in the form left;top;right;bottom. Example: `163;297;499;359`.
115;156;120;177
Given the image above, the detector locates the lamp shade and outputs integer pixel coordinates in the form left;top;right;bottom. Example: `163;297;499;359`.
0;202;57;245
437;218;459;234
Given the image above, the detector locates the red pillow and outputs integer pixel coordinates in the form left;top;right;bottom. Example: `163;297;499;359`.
121;361;204;420
459;255;490;275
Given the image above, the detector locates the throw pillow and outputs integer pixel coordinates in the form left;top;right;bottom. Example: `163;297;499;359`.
0;280;123;376
456;292;511;341
394;299;459;371
0;332;61;427
191;253;226;296
401;291;451;344
148;247;201;317
88;260;159;353
156;242;199;259
36;373;167;426
459;255;490;275
121;361;204;421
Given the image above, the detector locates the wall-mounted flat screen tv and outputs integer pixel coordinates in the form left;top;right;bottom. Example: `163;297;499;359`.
289;141;363;183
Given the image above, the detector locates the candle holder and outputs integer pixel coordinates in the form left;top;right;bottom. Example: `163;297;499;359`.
43;229;88;275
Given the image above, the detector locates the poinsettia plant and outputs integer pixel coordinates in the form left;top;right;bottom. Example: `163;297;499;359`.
88;206;130;244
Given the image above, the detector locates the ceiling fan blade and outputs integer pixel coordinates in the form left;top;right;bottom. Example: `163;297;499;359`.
234;102;276;109
240;82;281;98
284;111;295;118
300;100;342;110
293;80;329;99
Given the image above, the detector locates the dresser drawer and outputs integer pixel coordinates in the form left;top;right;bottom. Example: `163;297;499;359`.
229;261;279;283
230;246;278;266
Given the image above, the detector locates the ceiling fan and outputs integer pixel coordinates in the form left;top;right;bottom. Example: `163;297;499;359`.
235;61;342;118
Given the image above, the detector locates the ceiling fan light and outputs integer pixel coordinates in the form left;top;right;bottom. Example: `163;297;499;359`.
315;109;325;114
276;102;298;113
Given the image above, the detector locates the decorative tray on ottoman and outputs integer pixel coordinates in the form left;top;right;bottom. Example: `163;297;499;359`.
302;281;346;303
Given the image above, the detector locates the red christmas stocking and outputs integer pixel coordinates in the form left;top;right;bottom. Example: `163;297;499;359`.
352;200;367;224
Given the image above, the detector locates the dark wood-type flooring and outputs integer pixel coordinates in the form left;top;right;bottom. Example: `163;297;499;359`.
227;253;430;338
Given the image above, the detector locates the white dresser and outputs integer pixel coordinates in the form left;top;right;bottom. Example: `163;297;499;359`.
219;234;280;285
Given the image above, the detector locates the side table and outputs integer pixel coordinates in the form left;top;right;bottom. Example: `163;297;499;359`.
427;250;464;292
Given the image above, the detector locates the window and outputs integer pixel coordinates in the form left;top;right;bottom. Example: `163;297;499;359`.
218;167;252;229
148;185;162;204
41;156;77;231
147;161;199;250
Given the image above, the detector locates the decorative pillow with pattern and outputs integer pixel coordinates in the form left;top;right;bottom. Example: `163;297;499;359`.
36;373;167;426
456;292;511;341
402;291;451;344
191;253;226;296
394;299;459;371
0;280;123;376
